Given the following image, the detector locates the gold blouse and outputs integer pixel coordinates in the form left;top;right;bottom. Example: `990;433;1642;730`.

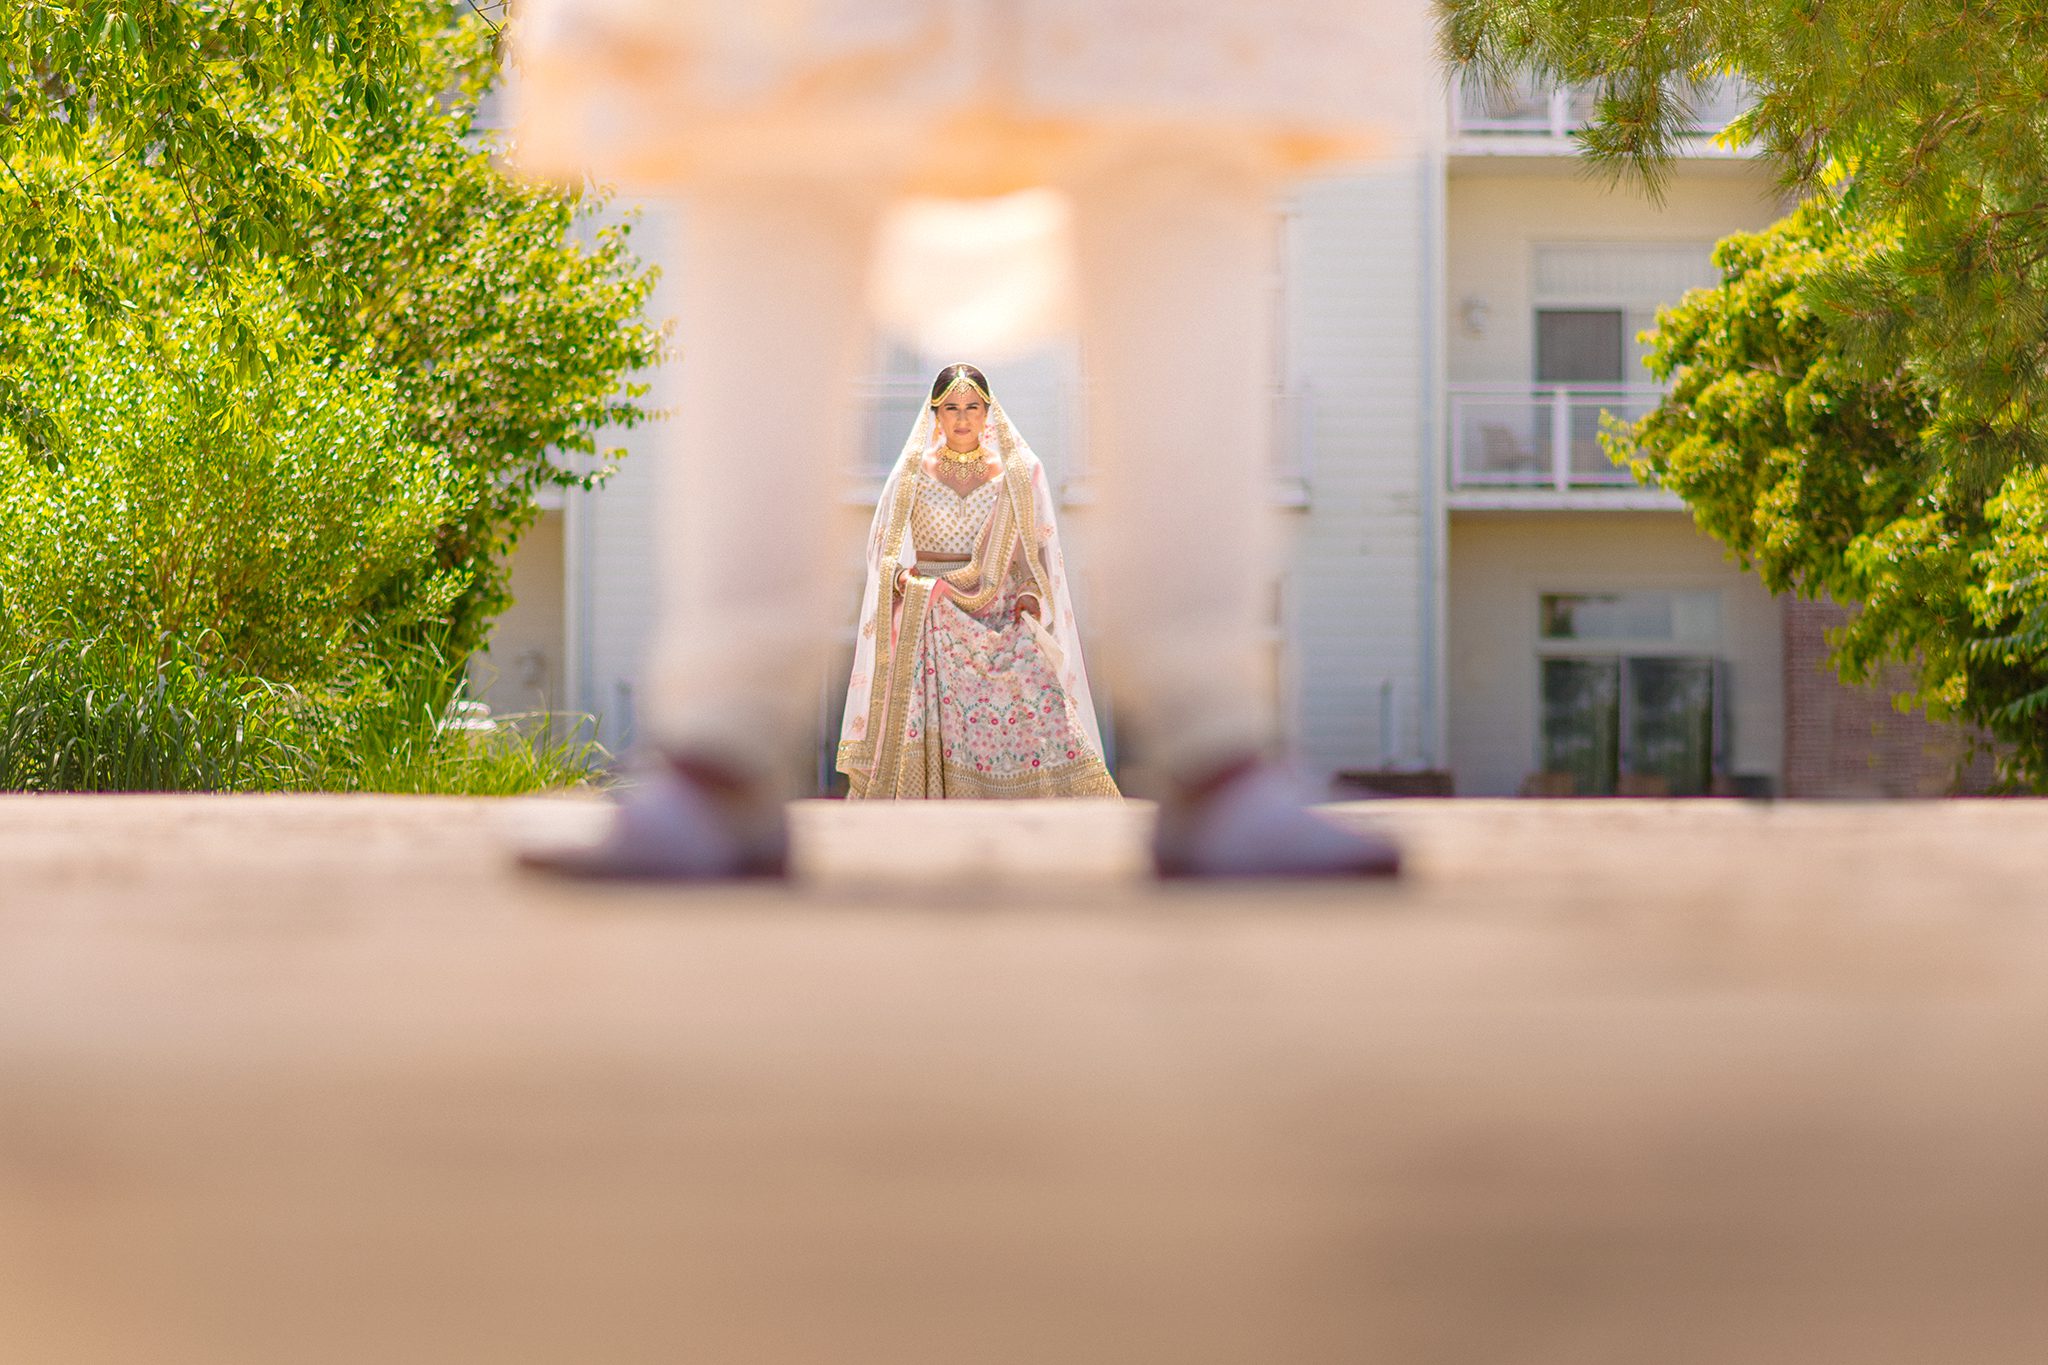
910;466;1003;556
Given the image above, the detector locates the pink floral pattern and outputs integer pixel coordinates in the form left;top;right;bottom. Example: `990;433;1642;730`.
896;569;1115;797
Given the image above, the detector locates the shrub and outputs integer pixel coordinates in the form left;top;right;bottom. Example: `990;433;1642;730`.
0;11;655;793
0;289;462;686
0;285;605;795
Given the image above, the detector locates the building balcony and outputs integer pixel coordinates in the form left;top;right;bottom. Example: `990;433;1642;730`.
1448;70;1756;158
1448;384;1681;510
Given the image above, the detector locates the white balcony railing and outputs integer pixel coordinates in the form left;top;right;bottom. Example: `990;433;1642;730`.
1449;384;1667;494
1450;70;1752;142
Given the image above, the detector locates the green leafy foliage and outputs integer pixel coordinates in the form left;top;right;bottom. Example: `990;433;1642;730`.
1436;0;2048;489
0;3;423;275
0;288;460;683
4;9;660;653
291;26;660;649
1439;0;2048;786
1608;199;2048;784
0;4;653;792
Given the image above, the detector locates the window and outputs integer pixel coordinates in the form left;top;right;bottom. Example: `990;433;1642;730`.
1541;590;1720;643
1536;591;1725;796
1535;309;1625;385
858;339;933;478
1531;243;1719;385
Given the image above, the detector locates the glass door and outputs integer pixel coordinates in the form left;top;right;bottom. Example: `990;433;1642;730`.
1624;656;1716;795
1538;652;1718;795
1540;656;1621;796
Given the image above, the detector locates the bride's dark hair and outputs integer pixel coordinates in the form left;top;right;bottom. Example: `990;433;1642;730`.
928;363;992;404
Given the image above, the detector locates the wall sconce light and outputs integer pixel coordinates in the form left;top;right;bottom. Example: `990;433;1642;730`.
1459;294;1491;338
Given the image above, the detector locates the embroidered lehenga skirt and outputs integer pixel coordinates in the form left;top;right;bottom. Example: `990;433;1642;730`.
842;457;1119;800
863;554;1120;799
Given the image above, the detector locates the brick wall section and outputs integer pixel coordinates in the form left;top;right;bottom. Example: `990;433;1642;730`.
1782;598;1997;797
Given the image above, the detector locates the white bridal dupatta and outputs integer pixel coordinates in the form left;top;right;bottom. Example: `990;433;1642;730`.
835;395;1115;799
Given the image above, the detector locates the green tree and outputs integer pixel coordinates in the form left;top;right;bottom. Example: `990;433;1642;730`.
291;14;659;651
0;288;459;684
3;6;658;654
0;3;658;789
0;0;423;380
1;2;424;273
1437;0;2048;785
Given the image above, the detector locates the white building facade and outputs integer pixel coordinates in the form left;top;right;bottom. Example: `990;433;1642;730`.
475;47;1815;798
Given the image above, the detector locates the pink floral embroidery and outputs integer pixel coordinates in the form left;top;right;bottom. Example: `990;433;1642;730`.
875;562;1101;792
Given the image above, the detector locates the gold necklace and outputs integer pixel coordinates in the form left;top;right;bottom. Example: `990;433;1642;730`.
938;444;985;466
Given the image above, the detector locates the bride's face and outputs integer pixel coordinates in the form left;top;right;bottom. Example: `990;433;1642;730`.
934;388;988;452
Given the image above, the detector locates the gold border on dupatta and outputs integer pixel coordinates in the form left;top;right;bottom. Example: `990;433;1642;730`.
870;576;933;798
836;455;920;789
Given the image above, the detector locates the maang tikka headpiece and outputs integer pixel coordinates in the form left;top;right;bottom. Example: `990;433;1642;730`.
929;366;992;410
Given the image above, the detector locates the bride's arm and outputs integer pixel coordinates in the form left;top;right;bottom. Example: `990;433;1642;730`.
1015;556;1041;618
1007;534;1045;622
887;468;955;603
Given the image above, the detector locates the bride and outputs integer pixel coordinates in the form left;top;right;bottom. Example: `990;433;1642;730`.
837;364;1120;800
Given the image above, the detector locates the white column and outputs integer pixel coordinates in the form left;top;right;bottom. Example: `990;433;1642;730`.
644;177;882;795
1063;133;1281;792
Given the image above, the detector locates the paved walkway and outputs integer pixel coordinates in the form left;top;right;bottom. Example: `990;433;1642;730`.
2;794;2046;1364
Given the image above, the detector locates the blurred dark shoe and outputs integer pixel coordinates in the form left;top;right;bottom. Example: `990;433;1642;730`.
1153;758;1401;879
517;754;789;881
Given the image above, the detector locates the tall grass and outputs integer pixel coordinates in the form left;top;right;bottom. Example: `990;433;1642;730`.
0;628;607;795
0;631;306;791
308;634;609;795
